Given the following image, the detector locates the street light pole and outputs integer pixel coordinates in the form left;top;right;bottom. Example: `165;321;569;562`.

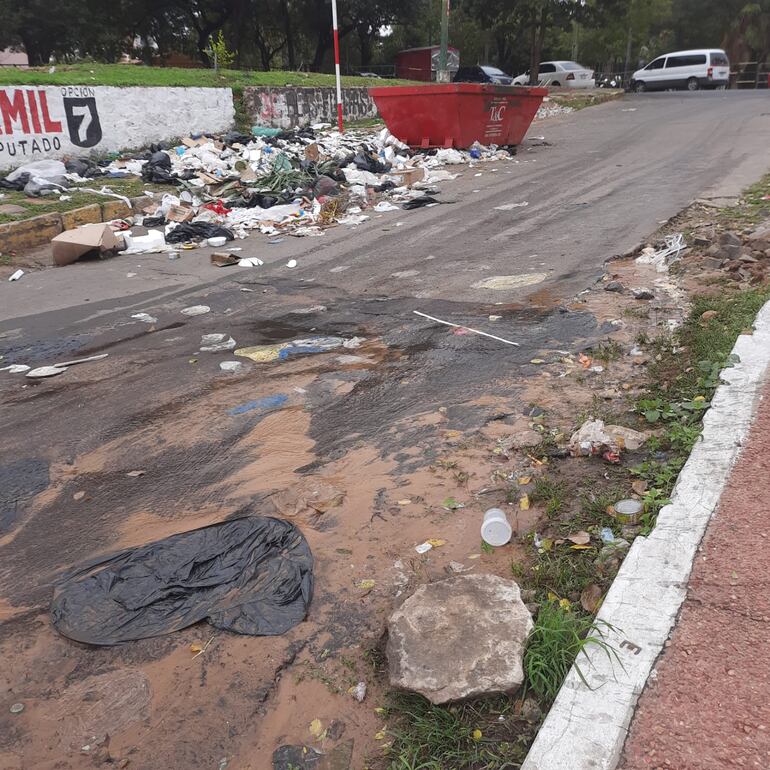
437;0;450;83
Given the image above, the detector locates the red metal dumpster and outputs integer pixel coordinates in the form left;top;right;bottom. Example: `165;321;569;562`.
369;83;547;149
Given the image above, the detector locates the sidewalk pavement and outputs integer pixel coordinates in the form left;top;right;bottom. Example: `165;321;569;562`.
620;379;770;770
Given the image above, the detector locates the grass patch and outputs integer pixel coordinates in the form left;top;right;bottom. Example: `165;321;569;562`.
591;339;623;362
0;63;414;89
718;173;770;226
384;692;532;770
532;477;567;518
549;90;622;111
512;547;601;604
0;177;161;224
633;287;770;527
524;602;617;701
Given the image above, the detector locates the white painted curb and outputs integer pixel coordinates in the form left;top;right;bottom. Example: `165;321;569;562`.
522;300;770;770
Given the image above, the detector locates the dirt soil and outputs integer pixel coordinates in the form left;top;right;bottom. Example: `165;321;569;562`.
0;243;686;770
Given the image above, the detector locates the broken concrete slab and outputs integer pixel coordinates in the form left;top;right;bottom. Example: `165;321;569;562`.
387;574;532;704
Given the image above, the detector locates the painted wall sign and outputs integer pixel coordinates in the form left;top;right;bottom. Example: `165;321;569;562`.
0;86;234;169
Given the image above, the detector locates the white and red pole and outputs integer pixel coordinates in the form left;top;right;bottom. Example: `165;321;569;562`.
331;0;344;133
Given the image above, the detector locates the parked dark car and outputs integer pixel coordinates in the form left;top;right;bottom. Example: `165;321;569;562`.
453;65;513;85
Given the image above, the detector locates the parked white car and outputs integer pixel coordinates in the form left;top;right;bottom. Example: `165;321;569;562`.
512;61;595;89
630;49;730;92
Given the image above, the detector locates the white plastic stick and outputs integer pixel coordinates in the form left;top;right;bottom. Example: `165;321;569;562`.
413;310;520;346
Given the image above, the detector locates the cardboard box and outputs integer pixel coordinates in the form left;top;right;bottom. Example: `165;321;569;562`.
387;167;425;187
51;223;119;266
166;204;195;223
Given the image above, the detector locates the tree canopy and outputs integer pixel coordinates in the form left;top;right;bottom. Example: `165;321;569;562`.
0;0;767;75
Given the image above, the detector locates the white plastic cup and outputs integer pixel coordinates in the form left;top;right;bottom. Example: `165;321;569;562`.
481;508;512;547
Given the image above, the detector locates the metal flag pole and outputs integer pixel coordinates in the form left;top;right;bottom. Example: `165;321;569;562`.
331;0;344;132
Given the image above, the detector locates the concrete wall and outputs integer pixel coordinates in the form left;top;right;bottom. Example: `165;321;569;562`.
243;86;377;129
0;86;234;168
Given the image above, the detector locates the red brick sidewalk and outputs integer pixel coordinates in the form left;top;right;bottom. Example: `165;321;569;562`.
620;381;770;770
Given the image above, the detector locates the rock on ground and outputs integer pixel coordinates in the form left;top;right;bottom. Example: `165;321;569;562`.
387;574;533;704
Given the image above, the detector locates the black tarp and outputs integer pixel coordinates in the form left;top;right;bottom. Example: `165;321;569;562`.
51;516;313;645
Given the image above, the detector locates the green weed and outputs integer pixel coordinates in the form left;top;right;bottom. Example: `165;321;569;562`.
524;602;619;701
532;477;567;518
384;692;531;770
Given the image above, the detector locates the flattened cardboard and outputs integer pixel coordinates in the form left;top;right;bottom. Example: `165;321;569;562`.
51;223;120;266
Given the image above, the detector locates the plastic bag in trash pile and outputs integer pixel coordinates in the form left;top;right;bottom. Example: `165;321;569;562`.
51;516;313;645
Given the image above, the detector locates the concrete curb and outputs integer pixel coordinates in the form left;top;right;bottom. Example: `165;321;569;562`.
0;196;151;254
521;299;770;770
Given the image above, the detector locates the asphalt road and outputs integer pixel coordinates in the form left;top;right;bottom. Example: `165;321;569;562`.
2;90;769;334
1;90;770;770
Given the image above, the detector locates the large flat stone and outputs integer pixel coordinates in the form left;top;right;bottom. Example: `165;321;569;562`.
387;574;533;704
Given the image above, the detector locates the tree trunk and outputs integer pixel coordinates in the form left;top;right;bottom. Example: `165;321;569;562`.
19;32;45;66
312;29;330;71
529;6;547;86
281;0;296;69
358;26;373;68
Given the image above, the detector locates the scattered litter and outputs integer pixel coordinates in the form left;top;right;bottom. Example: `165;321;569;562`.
235;335;345;362
52;223;120;266
190;635;215;658
181;305;211;316
54;354;109;368
131;312;157;324
600;527;616;543
489;315;502;321
26;366;67;378
569;419;648;461
442;497;465;511
343;336;366;349
611;498;643;525
9;703;24;715
286;259;298;268
126;470;145;477
207;236;227;248
635;233;685;272
632;287;655;300
358;579;375;590
567;531;590;546
8;269;24;282
414;310;519;347
211;251;239;267
1;364;30;373
349;682;367;702
120;230;168;255
374;201;400;212
415;538;447;554
219;361;245;373
228;394;288;416
73;491;86;501
200;334;237;352
239;257;264;267
520;495;530;510
481;508;512;547
51;516;313;644
268;238;285;245
448;561;470;573
494;202;529;211
632;479;648;495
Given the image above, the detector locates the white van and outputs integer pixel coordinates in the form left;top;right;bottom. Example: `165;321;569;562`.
631;49;730;92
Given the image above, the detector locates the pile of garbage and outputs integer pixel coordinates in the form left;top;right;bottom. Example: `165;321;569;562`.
1;125;520;259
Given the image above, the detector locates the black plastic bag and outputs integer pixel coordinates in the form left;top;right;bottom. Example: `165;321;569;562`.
141;150;174;183
166;222;235;243
402;196;440;210
142;215;166;227
0;172;29;191
51;516;313;645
